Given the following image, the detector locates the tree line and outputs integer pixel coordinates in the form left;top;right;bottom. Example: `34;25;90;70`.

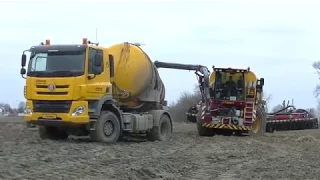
0;101;26;115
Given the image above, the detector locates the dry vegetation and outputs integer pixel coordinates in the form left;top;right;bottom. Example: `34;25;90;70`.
168;85;202;123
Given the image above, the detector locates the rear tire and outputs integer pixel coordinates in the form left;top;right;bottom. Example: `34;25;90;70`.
38;126;69;140
148;114;172;141
90;111;121;143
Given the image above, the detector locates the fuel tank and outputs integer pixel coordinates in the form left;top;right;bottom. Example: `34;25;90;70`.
108;42;165;107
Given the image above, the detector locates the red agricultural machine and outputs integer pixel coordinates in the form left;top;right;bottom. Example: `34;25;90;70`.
265;100;319;133
186;99;319;133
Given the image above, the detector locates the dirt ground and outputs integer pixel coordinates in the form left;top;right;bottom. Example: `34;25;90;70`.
1;117;320;180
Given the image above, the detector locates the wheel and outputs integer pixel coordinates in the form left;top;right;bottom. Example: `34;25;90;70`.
148;114;172;141
250;106;266;136
90;111;121;143
38;126;69;140
197;122;215;136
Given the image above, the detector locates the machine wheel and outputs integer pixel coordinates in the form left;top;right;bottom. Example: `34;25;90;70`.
90;111;121;143
250;106;267;136
197;122;215;136
148;114;172;141
38;126;69;140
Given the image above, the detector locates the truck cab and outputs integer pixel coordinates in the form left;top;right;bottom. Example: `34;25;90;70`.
20;38;115;140
21;38;113;126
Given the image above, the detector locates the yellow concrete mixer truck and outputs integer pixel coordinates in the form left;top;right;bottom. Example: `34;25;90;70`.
19;38;172;143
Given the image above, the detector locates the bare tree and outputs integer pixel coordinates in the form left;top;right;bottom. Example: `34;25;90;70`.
0;103;12;113
17;101;26;113
305;108;317;117
262;92;272;113
316;99;320;118
169;84;202;122
312;61;320;97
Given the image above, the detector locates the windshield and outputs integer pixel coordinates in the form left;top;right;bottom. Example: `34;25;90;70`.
27;50;85;77
213;71;245;100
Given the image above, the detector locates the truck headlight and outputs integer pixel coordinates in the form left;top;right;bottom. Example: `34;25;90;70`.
24;106;32;114
71;106;85;116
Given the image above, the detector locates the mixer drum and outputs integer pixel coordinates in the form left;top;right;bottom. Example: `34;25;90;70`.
108;43;165;106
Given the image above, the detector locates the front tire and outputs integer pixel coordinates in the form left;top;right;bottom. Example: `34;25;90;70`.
90;111;121;143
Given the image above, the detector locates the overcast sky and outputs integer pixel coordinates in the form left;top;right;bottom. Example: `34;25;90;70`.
0;1;320;109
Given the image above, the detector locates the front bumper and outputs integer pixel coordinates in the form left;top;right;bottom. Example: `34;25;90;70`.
202;122;251;131
24;100;90;126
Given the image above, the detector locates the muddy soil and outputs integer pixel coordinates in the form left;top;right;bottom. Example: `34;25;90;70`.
1;117;320;180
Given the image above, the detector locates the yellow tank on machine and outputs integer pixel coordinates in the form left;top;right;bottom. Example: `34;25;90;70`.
108;43;165;107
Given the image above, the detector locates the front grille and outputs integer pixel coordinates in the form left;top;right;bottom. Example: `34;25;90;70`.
36;85;69;88
33;100;71;113
37;92;68;95
36;85;69;96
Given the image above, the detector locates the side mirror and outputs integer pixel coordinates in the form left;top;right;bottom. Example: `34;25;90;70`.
162;100;168;106
108;54;114;78
21;54;27;67
20;67;26;75
94;53;102;66
260;78;264;86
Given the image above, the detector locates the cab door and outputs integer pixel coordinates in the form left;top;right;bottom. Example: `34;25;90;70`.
86;47;110;100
